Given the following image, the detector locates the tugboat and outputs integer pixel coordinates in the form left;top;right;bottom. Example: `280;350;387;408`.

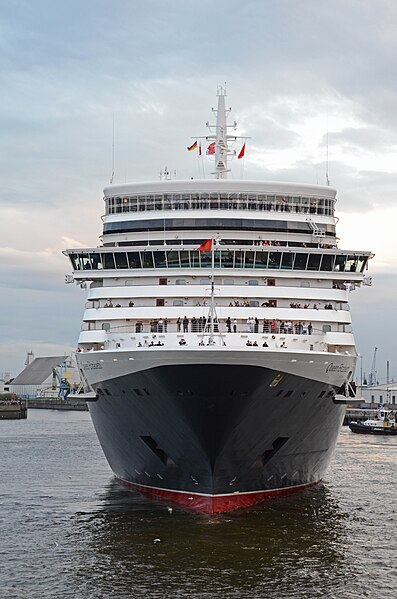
349;408;397;435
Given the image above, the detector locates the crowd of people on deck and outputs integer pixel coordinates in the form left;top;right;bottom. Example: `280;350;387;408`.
129;317;315;335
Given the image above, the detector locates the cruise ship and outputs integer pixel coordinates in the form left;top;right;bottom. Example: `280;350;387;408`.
65;88;373;513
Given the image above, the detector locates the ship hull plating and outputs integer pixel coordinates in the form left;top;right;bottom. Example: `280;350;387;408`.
87;363;345;513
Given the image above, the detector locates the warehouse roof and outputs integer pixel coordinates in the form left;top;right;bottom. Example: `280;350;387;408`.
11;356;68;385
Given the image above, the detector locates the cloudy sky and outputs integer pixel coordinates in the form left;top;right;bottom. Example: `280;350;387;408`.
1;0;396;382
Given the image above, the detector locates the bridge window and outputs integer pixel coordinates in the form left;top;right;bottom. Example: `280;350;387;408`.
320;254;334;271
154;251;167;269
167;250;180;268
141;251;154;268
281;253;293;269
115;252;128;269
102;253;115;269
127;252;141;269
334;255;346;272
293;253;308;270
307;254;321;270
268;252;281;269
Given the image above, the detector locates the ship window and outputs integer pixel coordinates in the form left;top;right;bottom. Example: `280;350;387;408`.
102;253;115;269
245;251;255;268
284;390;294;397
221;251;234;268
322;325;331;332
334;255;346;272
223;278;234;285
154;252;167;269
142;251;154;268
234;250;244;269
268;252;281;269
134;388;143;396
91;253;103;270
69;253;80;270
101;323;110;331
200;251;212;268
255;251;268;269
320;254;334;271
127;252;141;269
248;279;259;285
267;279;276;286
358;256;368;272
156;299;165;306
293;253;308;270
80;253;92;270
167;250;180;268
371;395;375;401
115;252;128;269
318;391;326;398
159;277;167;285
214;250;222;269
249;300;259;307
180;251;190;268
190;250;200;268
307;254;321;270
281;253;293;269
199;279;209;285
173;300;183;306
346;255;358;272
176;279;187;285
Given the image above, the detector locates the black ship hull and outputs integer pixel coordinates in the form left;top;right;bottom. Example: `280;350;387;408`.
87;363;345;513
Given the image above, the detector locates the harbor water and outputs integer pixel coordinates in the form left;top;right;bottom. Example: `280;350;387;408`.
0;410;395;598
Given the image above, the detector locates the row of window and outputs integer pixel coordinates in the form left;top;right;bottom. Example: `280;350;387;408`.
68;249;368;273
103;218;335;236
105;193;335;217
117;239;332;248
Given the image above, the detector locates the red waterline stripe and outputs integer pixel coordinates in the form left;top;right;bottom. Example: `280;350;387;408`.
117;478;321;514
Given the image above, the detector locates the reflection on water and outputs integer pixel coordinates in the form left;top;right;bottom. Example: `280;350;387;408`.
0;411;396;598
71;482;349;598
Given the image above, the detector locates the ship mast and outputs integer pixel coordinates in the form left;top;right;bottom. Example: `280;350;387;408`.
213;86;230;179
205;85;240;179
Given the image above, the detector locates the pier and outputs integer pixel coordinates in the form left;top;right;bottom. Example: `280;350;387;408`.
27;397;88;411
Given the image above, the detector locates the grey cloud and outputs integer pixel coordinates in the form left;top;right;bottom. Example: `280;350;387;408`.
326;126;397;150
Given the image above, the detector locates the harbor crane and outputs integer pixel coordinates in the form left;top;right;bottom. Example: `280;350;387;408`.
369;347;378;386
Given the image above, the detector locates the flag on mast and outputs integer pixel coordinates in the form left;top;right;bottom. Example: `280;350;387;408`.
196;239;213;252
207;142;215;155
199;143;202;156
187;141;198;151
237;143;246;159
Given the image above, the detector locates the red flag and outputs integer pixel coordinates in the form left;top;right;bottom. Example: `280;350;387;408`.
196;239;213;252
207;142;215;155
237;143;246;159
187;141;198;151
